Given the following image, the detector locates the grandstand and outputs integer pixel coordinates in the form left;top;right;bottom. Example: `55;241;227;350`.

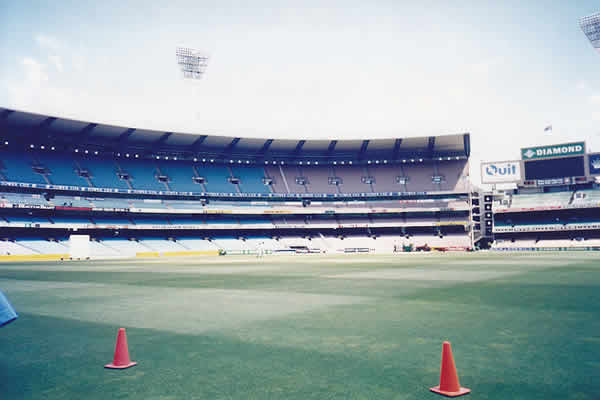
0;107;474;258
483;142;600;251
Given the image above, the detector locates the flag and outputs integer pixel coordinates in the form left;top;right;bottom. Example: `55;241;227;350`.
544;125;552;133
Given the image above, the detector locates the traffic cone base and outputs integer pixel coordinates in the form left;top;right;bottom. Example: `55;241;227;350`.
430;385;471;397
105;361;137;369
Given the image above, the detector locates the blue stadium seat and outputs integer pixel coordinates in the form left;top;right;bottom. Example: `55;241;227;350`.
239;219;271;224
230;166;271;193
77;157;130;190
37;153;89;187
129;200;168;209
131;216;170;225
156;161;203;192
117;159;165;191
195;165;236;193
168;216;206;225
16;238;68;254
91;198;132;208
53;196;93;208
139;238;187;252
5;216;51;224
0;194;48;206
51;217;93;224
176;238;218;251
0;151;47;184
92;216;132;225
205;218;238;224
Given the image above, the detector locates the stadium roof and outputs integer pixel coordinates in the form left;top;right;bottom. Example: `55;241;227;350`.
0;107;470;161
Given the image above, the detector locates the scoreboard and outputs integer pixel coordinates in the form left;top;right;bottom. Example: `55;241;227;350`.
520;142;588;185
523;156;585;180
482;141;596;188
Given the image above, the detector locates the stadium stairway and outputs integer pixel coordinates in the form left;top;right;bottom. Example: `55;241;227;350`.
272;165;291;193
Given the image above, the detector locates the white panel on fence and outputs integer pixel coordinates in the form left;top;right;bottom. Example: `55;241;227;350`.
69;235;90;259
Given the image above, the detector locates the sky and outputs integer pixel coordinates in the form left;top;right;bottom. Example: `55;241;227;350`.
0;0;599;185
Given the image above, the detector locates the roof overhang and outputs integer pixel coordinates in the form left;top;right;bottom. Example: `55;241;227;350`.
0;107;470;161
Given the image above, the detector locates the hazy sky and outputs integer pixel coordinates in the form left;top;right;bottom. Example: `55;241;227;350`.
1;0;599;184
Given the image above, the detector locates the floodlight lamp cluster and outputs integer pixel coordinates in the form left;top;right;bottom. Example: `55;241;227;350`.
176;47;209;79
580;12;600;50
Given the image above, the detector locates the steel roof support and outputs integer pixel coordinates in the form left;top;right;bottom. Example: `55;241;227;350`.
76;123;98;143
293;140;306;155
359;140;370;159
327;140;337;154
154;132;173;147
0;109;15;124
117;128;136;143
191;135;208;151
223;137;241;155
393;139;402;159
257;139;274;155
427;136;436;158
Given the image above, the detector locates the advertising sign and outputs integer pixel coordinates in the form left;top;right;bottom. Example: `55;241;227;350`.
521;142;585;160
480;161;522;184
589;153;600;176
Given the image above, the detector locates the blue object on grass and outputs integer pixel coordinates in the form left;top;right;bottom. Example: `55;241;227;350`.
0;290;17;327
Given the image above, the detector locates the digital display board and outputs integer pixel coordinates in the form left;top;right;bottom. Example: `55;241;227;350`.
524;156;585;180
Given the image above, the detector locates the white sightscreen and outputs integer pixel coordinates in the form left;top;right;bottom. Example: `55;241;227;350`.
69;235;90;259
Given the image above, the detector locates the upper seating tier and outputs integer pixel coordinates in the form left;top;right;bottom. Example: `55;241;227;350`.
0;150;469;195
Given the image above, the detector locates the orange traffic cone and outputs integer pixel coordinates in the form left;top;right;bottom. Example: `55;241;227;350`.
430;341;470;397
105;328;137;369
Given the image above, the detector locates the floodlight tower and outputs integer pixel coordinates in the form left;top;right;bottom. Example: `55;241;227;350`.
176;47;209;79
580;12;600;54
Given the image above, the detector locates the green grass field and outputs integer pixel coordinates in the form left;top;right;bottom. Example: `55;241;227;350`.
1;252;599;400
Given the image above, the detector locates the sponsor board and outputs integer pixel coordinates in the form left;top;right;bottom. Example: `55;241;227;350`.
537;177;572;186
493;247;600;252
0;180;452;198
493;223;600;233
521;142;585;160
480;161;522;184
589;153;600;175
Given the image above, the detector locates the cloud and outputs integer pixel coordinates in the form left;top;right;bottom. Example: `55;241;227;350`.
48;55;63;72
35;34;69;73
35;34;63;51
22;57;48;85
72;54;84;71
